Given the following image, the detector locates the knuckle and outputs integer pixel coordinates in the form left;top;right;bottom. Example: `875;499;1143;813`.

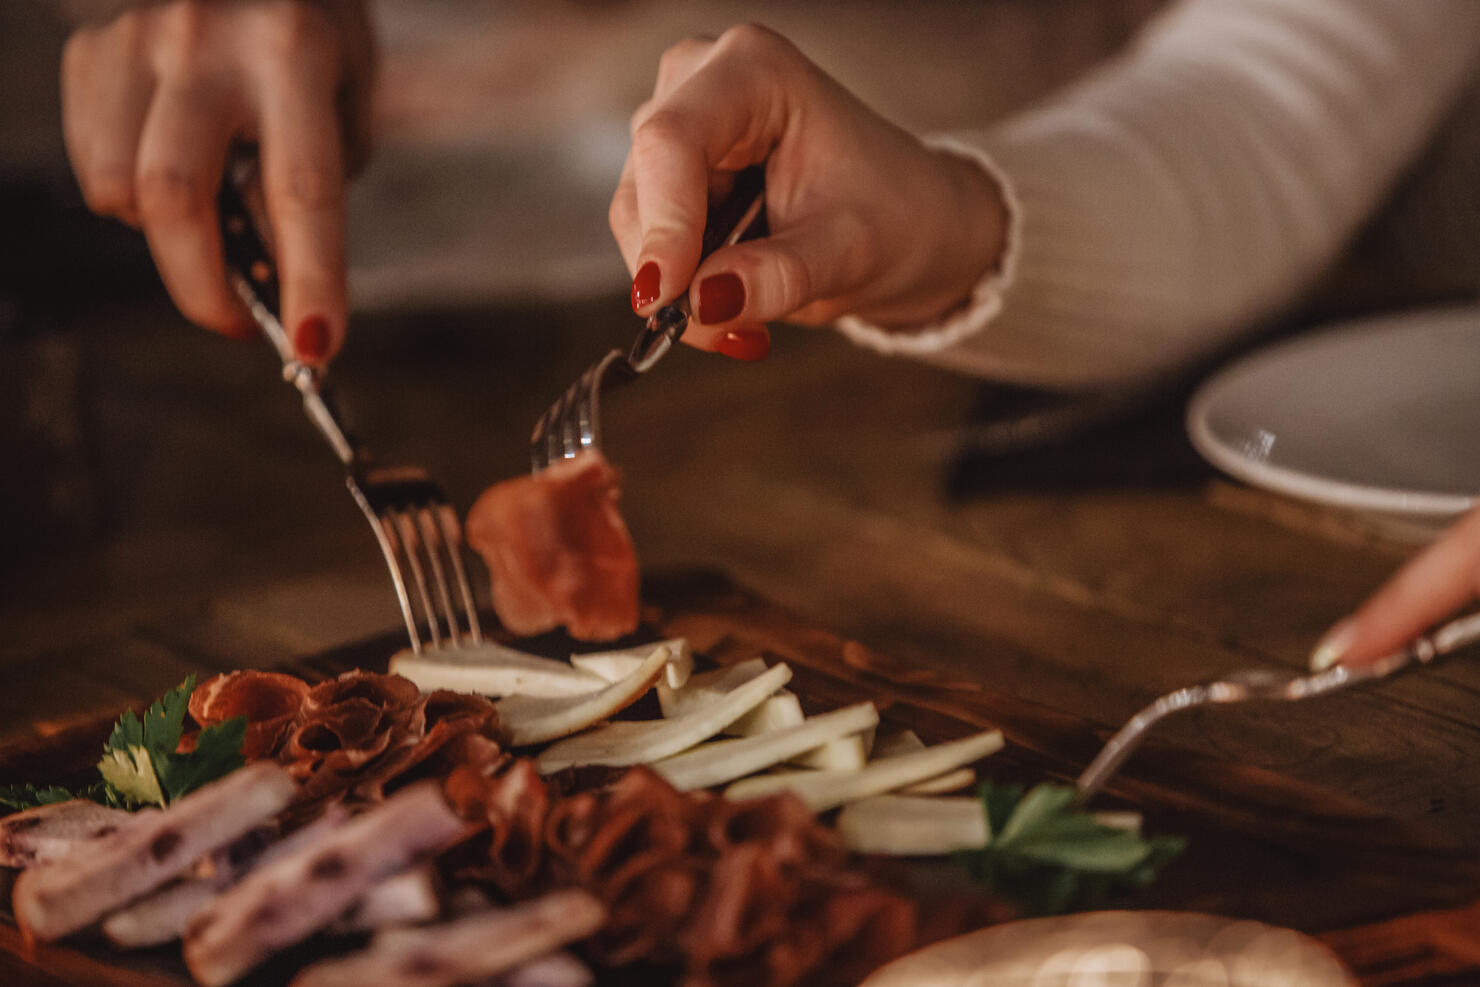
276;163;343;212
136;163;209;222
81;163;138;219
718;22;789;58
657;35;710;76
770;241;814;314
262;2;338;70
630;109;689;160
607;193;635;237
628;99;654;138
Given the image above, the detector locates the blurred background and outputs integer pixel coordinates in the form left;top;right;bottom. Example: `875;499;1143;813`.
2;0;1475;681
0;0;1165;641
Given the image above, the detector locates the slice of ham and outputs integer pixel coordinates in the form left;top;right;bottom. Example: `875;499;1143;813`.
182;781;467;987
465;451;639;642
288;889;605;987
101;805;352;949
0;799;136;869
189;671;311;759
12;762;297;943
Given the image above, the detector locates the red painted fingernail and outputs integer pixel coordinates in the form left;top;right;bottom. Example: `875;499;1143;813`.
631;261;661;313
698;272;745;324
716;328;770;362
295;315;330;362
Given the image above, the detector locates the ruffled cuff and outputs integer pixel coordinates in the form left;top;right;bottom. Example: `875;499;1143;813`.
832;135;1022;357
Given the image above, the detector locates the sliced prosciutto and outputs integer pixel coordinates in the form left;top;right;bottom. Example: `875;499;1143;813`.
465;451;639;642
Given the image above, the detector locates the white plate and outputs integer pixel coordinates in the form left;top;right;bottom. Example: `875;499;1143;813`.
1187;306;1480;528
860;910;1354;986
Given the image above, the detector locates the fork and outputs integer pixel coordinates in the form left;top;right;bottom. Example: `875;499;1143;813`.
530;164;768;471
1073;610;1480;806
217;156;481;655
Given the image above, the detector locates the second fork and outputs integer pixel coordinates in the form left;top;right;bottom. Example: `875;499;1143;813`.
217;156;482;655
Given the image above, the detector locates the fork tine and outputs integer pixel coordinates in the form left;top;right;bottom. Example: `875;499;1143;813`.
435;503;483;644
350;478;424;654
392;509;441;650
415;506;462;648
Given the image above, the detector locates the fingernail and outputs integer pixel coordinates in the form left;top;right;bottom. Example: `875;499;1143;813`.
698;272;745;325
631;261;661;313
295;315;330;363
1309;618;1355;672
715;328;770;362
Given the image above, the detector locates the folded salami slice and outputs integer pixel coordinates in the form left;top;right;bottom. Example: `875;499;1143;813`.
289;889;605;987
12;762;297;943
466;451;640;642
183;781;467;987
0;799;136;869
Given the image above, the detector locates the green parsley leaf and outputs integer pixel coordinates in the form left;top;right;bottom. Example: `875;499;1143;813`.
1;674;249;816
0;784;77;811
97;746;165;808
154;716;247;803
959;780;1186;916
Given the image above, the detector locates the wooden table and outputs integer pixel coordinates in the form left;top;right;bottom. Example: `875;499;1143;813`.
3;290;1479;981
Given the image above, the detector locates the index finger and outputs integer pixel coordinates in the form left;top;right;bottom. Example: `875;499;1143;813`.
256;60;348;366
628;25;792;315
1316;507;1480;669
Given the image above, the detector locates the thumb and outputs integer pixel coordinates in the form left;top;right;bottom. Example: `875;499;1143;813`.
684;215;865;335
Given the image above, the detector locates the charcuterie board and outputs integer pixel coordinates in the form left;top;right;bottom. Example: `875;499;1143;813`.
2;570;1477;985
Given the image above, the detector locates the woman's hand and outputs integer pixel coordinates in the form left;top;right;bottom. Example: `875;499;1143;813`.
60;0;374;365
609;24;1009;360
1312;507;1480;670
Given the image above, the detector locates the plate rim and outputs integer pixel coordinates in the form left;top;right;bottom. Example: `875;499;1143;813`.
1185;305;1479;520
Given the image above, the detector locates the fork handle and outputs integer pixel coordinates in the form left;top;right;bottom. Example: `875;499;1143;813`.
628;164;769;372
218;154;362;467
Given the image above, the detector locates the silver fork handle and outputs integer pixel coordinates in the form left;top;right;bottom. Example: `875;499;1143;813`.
1073;610;1480;806
218;156;361;468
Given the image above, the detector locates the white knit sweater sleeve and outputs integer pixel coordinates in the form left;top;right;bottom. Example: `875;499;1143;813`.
835;0;1480;390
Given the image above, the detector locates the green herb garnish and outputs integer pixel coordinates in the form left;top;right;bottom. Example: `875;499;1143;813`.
959;781;1185;915
0;675;246;812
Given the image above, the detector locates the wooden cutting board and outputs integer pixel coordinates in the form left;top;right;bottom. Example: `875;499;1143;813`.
1;569;1477;986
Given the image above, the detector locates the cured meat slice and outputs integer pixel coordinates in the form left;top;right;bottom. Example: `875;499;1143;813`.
12;762;297;942
288;889;605;987
101;806;351;949
0;799;135;869
189;671;310;759
466;451;639;642
182;781;466;987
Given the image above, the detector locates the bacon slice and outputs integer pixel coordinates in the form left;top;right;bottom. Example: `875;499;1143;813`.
12;762;297;943
0;799;135;870
466;451;640;642
182;781;466;987
288;889;605;987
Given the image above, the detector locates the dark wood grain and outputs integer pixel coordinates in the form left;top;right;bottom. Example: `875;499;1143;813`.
2;572;1477;986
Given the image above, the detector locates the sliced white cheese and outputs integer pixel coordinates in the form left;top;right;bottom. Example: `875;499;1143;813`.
836;795;989;856
496;644;672;747
898;767;976;795
722;729;1004;812
537;663;792;773
657;659;767;717
788;733;869;771
570;639;694;689
657;658;803;738
390;642;605;698
871;730;926;759
727;690;805;736
652;703;879;791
